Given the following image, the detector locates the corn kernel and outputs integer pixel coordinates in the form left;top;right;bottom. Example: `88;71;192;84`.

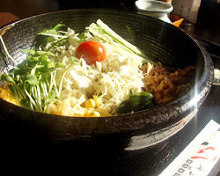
93;95;100;108
91;111;100;117
84;99;96;108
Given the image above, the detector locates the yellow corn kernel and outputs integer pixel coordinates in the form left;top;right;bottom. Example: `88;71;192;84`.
0;86;17;105
84;108;93;116
84;99;96;108
93;95;100;108
84;109;100;117
90;111;100;117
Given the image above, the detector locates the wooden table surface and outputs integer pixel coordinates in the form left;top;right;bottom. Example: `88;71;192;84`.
0;0;59;27
0;12;19;27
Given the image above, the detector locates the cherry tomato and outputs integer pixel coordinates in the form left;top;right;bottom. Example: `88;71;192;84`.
75;41;106;65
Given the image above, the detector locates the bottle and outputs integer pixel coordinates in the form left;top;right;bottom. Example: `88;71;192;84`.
172;0;202;23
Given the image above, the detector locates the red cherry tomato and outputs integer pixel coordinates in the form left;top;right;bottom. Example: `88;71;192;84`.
75;41;106;65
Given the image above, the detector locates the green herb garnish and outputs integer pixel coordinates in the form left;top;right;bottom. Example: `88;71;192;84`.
0;24;76;112
116;92;154;114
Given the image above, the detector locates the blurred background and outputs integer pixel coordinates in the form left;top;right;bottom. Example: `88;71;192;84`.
0;0;219;18
0;0;135;18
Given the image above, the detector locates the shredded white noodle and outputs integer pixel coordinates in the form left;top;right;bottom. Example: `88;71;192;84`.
46;23;145;117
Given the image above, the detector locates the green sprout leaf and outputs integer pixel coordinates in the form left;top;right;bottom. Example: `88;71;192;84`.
1;74;15;84
25;74;38;86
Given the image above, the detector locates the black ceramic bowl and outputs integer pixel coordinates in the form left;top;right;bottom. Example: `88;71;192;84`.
0;9;213;149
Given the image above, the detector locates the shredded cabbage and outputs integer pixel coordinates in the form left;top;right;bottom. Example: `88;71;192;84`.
46;20;145;116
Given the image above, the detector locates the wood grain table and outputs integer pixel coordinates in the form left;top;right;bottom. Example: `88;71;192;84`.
0;12;19;27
